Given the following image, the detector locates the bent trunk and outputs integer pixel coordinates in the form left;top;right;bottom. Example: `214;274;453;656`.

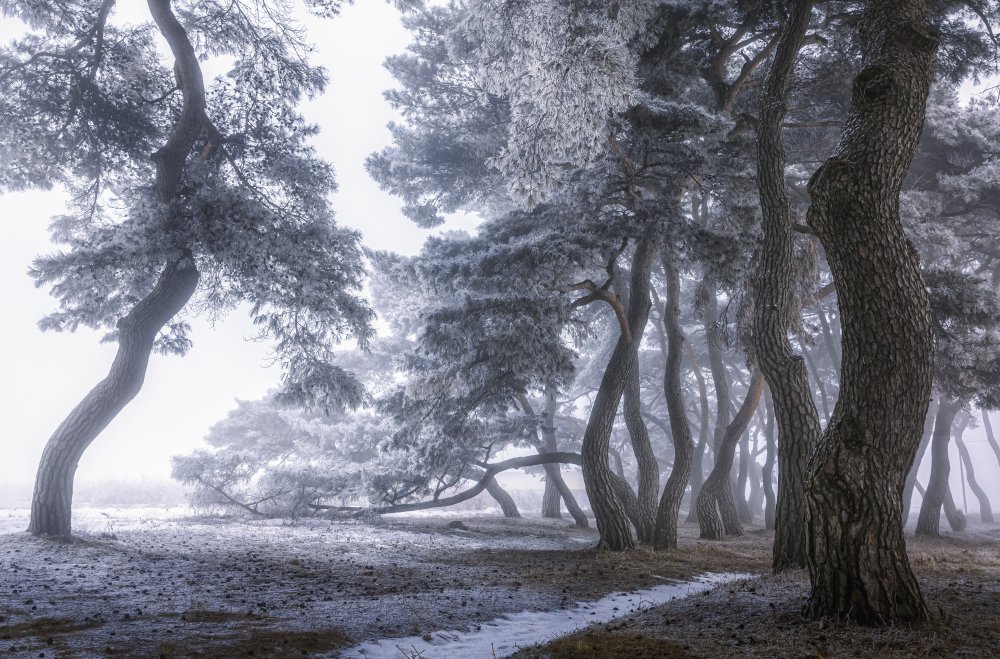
29;260;200;536
752;0;820;571
762;388;777;530
485;477;521;518
803;0;938;624
902;398;938;523
955;423;993;523
915;399;958;536
29;0;210;537
580;235;658;550
685;341;711;522
652;250;695;549
697;370;765;539
623;353;659;544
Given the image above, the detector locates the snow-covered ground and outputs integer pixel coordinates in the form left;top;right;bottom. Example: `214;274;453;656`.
0;506;762;657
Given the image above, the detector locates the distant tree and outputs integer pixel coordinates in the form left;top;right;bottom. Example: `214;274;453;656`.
0;0;372;536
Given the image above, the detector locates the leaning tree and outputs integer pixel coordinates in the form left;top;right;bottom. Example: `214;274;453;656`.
0;0;372;536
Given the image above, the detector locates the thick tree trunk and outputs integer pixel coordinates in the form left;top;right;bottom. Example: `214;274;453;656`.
685;341;711;522
652;251;695;549
762;387;777;530
902;397;938;523
803;0;938;624
697;370;765;539
752;0;821;572
580;235;658;550
29;0;209;537
958;423;995;524
703;277;731;457
915;399;959;536
942;487;967;532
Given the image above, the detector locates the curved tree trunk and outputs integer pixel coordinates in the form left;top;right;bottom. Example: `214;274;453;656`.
956;422;994;523
697;370;765;539
579;235;658;550
623;354;659;544
915;399;959;536
982;410;1000;471
652;250;695;549
485;477;521;518
942;487;967;532
762;387;777;530
752;0;821;571
736;429;753;523
519;391;589;528
685;341;711;522
29;0;209;537
540;391;563;518
803;0;938;624
902;397;938;524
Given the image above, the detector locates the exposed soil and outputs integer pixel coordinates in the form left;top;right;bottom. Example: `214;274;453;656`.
514;525;1000;659
1;507;997;658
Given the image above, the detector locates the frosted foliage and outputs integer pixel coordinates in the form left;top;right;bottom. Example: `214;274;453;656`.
463;0;659;203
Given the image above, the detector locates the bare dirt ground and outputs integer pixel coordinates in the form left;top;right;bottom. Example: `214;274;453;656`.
0;507;997;658
514;524;1000;658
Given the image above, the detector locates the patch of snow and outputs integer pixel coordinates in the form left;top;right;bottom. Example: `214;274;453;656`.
340;572;750;659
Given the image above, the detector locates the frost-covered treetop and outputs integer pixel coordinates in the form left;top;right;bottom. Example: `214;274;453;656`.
0;0;374;412
462;0;661;203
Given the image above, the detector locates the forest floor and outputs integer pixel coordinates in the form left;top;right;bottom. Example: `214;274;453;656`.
0;506;996;657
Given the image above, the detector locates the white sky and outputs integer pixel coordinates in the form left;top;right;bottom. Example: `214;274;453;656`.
0;2;478;498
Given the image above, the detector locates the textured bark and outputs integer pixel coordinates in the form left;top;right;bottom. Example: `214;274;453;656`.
915;399;959;536
697;370;765;539
580;235;659;550
703;277;731;456
623;352;659;544
29;0;209;537
902;398;938;523
685;341;712;523
752;0;821;571
803;0;938;624
762;387;777;530
652;251;695;549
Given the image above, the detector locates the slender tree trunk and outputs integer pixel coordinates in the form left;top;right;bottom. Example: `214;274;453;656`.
799;334;832;423
803;0;938;623
752;0;820;571
703;277;731;456
29;0;209;537
748;461;764;521
816;302;842;374
982;410;1000;470
580;235;658;550
697;370;765;539
519;391;589;527
916;399;959;536
485;478;521;518
540;391;563;519
942;487;967;532
685;341;711;522
736;428;753;523
902;397;938;524
652;250;695;549
959;424;994;523
762;387;777;530
623;353;659;544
